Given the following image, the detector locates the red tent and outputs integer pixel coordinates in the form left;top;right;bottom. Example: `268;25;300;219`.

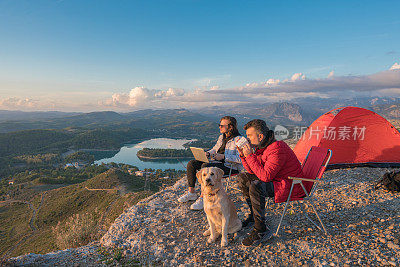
293;106;400;169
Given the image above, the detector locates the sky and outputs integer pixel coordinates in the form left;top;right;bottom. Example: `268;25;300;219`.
0;0;399;112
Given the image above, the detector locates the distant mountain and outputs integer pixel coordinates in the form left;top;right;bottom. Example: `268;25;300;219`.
49;111;126;128
196;102;317;128
250;102;316;124
196;96;400;128
292;96;400;115
123;108;213;127
370;103;400;119
0;110;81;122
2;97;400;134
0;109;218;141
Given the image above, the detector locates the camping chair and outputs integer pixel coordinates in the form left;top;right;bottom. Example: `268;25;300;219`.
223;160;242;192
275;146;332;236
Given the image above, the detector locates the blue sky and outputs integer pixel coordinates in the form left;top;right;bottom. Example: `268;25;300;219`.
0;0;399;111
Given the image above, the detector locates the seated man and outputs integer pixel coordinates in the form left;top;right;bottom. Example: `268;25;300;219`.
237;119;304;246
178;116;246;210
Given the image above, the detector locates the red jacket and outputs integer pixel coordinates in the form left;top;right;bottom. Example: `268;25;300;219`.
240;140;305;203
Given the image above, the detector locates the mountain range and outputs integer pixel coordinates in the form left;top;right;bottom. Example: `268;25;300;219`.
1;96;400;133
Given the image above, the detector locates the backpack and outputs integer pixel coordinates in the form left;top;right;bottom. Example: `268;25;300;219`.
375;171;400;193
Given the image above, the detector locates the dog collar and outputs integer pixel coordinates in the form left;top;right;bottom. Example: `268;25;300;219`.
207;188;220;197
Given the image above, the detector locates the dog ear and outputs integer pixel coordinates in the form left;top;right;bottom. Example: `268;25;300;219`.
214;167;224;179
196;169;203;185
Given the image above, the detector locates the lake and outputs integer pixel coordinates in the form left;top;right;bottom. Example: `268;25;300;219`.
93;138;195;171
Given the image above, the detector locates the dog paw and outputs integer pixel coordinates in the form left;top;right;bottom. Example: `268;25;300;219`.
207;236;216;243
221;239;228;247
203;229;211;236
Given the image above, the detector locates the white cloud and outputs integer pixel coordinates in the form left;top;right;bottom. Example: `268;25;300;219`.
0;97;38;110
212;68;400;97
390;62;400;70
8;66;398;112
102;67;400;111
266;78;280;85
193;74;231;87
291;73;306;81
105;86;186;108
0;96;110;112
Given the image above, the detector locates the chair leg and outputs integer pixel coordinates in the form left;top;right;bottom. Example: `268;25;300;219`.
275;183;295;236
297;202;323;231
225;164;234;191
300;183;327;235
225;176;241;193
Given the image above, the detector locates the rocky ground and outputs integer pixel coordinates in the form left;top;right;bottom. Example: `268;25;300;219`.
7;167;400;266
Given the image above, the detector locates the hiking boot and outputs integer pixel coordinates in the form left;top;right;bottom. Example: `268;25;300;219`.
241;229;273;247
242;213;255;228
190;197;204;210
178;192;198;203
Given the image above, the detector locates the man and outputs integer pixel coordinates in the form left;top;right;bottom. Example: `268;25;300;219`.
177;116;246;210
237;119;304;246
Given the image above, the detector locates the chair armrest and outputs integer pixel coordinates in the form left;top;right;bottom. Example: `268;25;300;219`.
288;177;318;183
225;160;239;168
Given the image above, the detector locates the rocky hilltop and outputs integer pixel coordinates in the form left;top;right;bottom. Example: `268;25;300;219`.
7;165;400;266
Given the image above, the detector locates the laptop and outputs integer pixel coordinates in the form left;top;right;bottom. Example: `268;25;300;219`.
190;147;209;163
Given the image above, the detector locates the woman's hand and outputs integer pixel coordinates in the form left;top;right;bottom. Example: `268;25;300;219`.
242;143;253;157
214;153;225;161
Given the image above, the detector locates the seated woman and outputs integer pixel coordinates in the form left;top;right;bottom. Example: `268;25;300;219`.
178;116;246;210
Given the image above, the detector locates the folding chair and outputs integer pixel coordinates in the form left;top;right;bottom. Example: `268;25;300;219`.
223;160;242;192
275;146;332;236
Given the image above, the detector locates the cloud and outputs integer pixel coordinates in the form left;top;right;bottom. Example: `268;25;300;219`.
266;78;280;85
390;62;400;70
98;64;400;111
290;73;306;81
102;65;400;111
209;67;400;98
193;74;231;87
104;86;186;108
0;95;112;112
0;97;38;110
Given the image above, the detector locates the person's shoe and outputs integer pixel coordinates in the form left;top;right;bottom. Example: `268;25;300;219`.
241;228;273;247
242;214;255;228
190;197;204;210
178;192;198;203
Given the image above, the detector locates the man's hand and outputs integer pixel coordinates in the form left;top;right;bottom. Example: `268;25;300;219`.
242;143;253;157
236;146;244;157
214;153;225;161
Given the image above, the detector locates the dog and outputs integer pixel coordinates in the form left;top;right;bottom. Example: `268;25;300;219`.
197;167;242;247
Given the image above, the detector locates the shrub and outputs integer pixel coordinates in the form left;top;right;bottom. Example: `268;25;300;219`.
52;209;103;249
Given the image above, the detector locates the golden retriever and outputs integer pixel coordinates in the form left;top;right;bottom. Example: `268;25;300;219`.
197;167;242;247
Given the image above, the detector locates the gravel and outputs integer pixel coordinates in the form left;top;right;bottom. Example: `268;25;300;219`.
7;166;400;266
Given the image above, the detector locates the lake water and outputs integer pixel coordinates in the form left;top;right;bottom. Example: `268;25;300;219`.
94;138;195;171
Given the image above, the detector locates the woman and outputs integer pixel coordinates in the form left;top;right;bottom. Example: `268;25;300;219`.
178;116;246;210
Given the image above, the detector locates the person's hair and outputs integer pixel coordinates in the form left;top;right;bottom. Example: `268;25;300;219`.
244;119;270;136
220;116;239;136
244;119;275;148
